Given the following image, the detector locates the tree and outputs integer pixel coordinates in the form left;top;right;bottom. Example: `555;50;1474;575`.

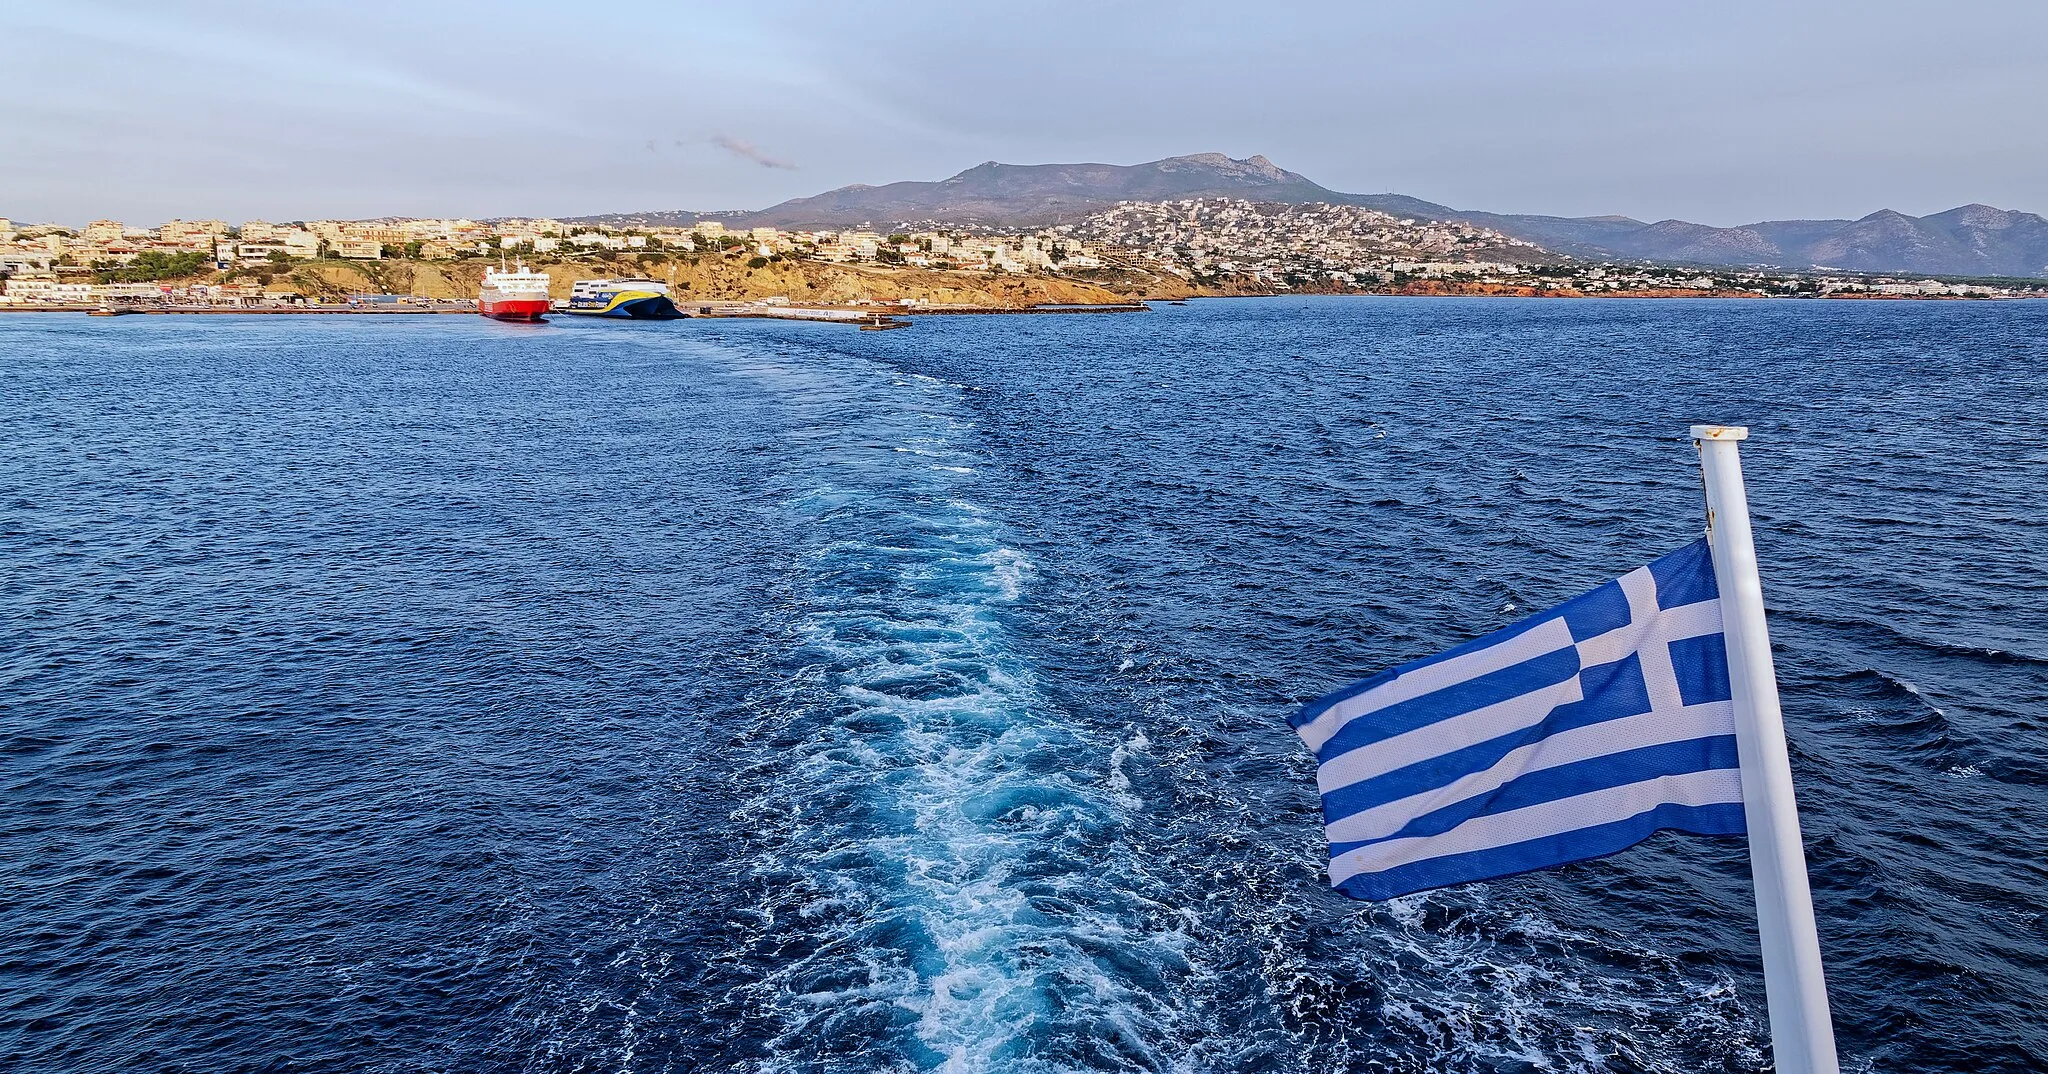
94;249;210;283
267;250;292;265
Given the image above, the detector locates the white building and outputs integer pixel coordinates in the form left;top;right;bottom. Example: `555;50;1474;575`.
2;278;96;304
233;232;319;262
94;282;169;301
0;249;54;272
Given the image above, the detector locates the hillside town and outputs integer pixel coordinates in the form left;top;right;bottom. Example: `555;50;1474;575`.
0;213;1105;278
0;212;1119;306
1059;198;2046;297
1064;198;1554;285
2;203;2043;309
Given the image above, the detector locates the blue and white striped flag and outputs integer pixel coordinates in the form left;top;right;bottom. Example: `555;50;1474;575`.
1293;539;1747;900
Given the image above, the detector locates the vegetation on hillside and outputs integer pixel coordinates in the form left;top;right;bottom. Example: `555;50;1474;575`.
94;250;211;283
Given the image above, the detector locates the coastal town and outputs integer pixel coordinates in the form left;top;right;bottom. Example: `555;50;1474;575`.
2;200;2043;312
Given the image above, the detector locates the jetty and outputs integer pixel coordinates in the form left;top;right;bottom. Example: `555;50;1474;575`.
681;299;1149;326
0;301;476;315
3;298;1150;323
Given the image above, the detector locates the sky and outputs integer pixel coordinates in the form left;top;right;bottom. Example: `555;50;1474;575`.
6;1;2046;227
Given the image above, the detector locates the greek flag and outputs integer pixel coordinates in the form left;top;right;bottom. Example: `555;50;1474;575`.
1292;539;1747;900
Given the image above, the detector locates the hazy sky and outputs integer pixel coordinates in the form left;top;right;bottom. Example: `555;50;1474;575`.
7;1;2046;227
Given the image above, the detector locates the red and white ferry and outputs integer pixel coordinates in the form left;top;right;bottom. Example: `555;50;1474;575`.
478;262;553;322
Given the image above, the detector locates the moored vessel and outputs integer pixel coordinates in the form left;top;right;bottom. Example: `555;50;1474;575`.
478;262;552;322
564;278;685;319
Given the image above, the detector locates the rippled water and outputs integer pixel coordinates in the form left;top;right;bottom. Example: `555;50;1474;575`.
4;298;2044;1073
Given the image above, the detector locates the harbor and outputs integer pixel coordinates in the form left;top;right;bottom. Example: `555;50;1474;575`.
9;302;475;314
2;292;1153;328
12;298;2046;1073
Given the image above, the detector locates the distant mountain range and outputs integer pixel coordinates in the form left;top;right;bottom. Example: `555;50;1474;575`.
1438;202;2048;279
576;154;2048;278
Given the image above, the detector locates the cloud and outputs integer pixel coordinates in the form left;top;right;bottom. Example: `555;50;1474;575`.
712;135;796;170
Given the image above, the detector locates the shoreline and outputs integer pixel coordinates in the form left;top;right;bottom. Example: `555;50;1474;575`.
0;301;1158;319
1168;289;2046;302
2;291;2038;321
8;307;474;315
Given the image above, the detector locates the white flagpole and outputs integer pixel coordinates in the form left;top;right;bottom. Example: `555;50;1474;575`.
1691;425;1839;1074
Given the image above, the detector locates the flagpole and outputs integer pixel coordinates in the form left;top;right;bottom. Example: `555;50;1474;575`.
1691;425;1839;1074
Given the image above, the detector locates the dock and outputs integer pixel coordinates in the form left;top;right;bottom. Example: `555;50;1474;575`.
0;302;475;315
680;299;1150;327
2;298;1150;323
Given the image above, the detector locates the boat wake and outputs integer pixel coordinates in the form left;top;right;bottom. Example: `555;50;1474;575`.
716;355;1197;1072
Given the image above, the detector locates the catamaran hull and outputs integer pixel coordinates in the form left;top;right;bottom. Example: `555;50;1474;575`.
564;293;685;319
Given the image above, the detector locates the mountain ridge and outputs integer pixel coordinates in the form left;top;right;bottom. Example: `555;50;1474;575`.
573;154;2048;278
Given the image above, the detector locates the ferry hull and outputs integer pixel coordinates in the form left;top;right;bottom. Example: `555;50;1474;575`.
479;298;551;323
564;292;685;319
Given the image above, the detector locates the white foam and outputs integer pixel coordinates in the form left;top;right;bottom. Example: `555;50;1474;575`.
717;356;1197;1071
980;548;1032;603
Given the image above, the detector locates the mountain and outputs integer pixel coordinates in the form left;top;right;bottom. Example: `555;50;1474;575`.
730;153;1385;229
564;208;750;229
567;152;1444;229
1450;203;2048;277
585;154;2048;278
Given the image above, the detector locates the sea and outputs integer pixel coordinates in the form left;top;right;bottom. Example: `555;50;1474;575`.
4;297;2044;1074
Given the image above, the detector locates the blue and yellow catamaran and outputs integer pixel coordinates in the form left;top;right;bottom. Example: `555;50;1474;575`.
563;278;686;319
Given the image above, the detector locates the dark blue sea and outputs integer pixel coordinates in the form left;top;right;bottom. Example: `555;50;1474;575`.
4;298;2045;1074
